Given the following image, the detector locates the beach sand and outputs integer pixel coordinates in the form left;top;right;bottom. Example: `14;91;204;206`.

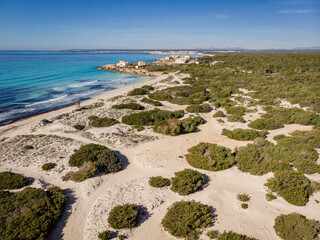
0;72;319;240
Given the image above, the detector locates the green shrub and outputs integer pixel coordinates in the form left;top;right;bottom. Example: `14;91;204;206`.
289;129;320;148
266;193;277;201
213;111;225;117
186;103;211;113
274;213;320;240
141;85;154;90
222;128;267;141
0;186;66;240
70;161;98;182
226;106;246;116
118;234;125;240
98;230;113;240
127;88;148;96
153;116;205;136
141;97;162;106
149;176;170;187
89;117;119;127
248;118;284;130
112;103;144;110
88;115;99;121
23;145;34;149
161;200;213;239
171;169;204;195
108;204;139;229
42;162;57;171
217;231;256;240
41;119;51;124
207;230;218;239
73;124;85;131
241;203;248;209
265;170;314;206
148;90;172;101
227;114;245;123
122;109;184;126
237;193;250;202
0;172;29;190
186;142;235;171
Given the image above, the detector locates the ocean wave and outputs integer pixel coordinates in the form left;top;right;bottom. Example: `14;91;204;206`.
52;80;99;91
26;95;68;107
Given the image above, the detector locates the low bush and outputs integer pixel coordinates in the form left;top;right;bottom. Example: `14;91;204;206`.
186;142;235;171
266;193;277;201
141;85;154;90
171;169;204;195
248;118;284;130
127;88;148;96
265;170;314;206
141;97;162;106
88;115;99;121
42;162;57;171
161;201;213;239
274;213;320;240
289;129;320;148
222;128;267;141
213;111;225;117
227;114;245;123
149;176;170;187
237;193;250;202
207;230;218;239
73;124;85;131
0;186;66;240
148;90;172;101
112;103;144;110
153;116;205;136
0;171;29;190
217;231;256;240
70;161;98;182
226;106;246;116
186;103;210;113
89;117;119;128
98;230;113;240
241;203;248;209
23;145;34;149
122;109;184;126
108;204;139;229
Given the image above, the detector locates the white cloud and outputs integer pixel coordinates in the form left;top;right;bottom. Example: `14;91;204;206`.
278;9;318;13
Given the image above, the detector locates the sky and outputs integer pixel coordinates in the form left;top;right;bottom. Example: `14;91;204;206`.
0;0;319;50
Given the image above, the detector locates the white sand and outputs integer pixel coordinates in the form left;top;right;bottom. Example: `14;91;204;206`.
0;72;319;240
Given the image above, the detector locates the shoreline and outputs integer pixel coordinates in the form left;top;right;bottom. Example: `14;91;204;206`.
0;73;163;137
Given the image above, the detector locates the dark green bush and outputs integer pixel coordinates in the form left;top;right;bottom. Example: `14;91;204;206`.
127;88;148;96
70;161;98;182
88;115;99;121
274;213;320;240
23;145;34;149
89;117;119;128
207;230;218;239
108;204;139;229
148;90;172;101
122;109;184;126
186;103;211;113
98;230;113;240
241;203;248;209
213;111;225;117
149;176;170;187
171;169;204;195
222;128;267;141
289;129;320;148
141;97;162;106
161;201;213;239
141;85;154;90
73;124;85;131
226;106;246;116
0;172;29;190
266;193;277;201
0;186;66;240
217;231;256;240
42;162;57;171
186;142;235;171
112;103;144;110
227;114;246;123
265;170;314;206
237;193;250;202
248;118;284;130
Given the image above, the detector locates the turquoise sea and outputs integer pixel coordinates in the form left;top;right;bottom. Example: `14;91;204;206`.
0;51;170;125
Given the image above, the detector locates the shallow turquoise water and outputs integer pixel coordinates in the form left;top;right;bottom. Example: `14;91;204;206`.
0;51;169;125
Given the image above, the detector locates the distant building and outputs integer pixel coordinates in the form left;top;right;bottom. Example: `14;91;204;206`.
116;60;129;68
138;61;146;67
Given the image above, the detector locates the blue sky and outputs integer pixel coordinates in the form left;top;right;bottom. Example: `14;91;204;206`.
0;0;319;50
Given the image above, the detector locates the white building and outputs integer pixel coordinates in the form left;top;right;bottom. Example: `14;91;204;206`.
116;60;129;68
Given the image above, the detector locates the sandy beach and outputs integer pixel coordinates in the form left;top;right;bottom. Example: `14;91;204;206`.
0;71;319;240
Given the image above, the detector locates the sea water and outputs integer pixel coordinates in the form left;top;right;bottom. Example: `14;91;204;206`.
0;51;169;125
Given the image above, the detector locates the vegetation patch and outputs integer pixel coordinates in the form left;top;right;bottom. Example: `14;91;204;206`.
266;193;277;201
274;213;320;240
227;114;245;123
186;142;235;171
73;124;85;131
42;162;57;171
0;186;66;240
186;103;211;113
149;176;170;187
241;203;248;209
217;231;256;240
213;111;225;118
171;169;204;195
265;170;315;206
161;200;213;239
237;193;250;202
148;90;172;101
248;118;284;130
112;103;144;110
108;204;139;229
0;171;29;190
222;128;267;141
89;117;119;128
23;145;34;150
127;88;148;96
98;230;113;240
226;106;246;116
141;97;162;106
